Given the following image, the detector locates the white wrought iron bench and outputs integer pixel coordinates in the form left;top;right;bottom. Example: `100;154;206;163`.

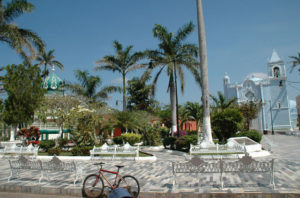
8;155;43;182
172;153;275;189
8;155;83;185
0;143;39;158
90;142;139;159
41;155;83;185
189;142;245;158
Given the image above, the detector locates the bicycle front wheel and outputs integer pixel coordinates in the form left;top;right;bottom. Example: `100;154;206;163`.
117;175;140;198
83;174;104;198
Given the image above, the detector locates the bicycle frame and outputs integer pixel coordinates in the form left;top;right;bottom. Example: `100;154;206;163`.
95;167;122;189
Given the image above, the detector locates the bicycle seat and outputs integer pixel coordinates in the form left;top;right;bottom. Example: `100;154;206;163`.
115;165;124;169
93;162;105;166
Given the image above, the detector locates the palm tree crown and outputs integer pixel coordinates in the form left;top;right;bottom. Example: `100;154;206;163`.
95;40;145;111
289;53;300;74
0;0;45;62
144;21;200;134
67;69;121;104
182;101;203;133
210;91;237;112
36;49;64;78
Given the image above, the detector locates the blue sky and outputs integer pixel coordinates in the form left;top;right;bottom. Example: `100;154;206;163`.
1;0;300;110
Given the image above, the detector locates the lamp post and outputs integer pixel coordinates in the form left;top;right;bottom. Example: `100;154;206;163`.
269;100;274;135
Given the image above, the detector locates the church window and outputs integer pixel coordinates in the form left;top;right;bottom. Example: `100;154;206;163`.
273;67;280;78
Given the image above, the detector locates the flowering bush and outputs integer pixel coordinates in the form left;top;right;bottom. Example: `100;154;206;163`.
27;140;41;146
18;126;41;140
48;147;62;156
172;130;188;137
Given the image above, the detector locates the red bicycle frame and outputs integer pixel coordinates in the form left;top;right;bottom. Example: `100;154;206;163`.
93;167;122;189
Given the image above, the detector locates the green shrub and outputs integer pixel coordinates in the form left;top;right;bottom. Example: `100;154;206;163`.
159;127;169;139
58;138;68;148
163;136;176;149
121;133;141;145
71;146;93;156
39;140;55;152
48;147;62;156
113;136;123;145
235;129;262;143
141;125;160;146
175;135;198;151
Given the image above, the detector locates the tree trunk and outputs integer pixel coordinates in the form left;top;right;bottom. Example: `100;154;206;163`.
122;73;127;112
196;0;214;147
169;76;177;135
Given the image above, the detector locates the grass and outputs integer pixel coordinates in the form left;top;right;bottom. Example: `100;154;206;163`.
191;152;244;156
38;151;152;157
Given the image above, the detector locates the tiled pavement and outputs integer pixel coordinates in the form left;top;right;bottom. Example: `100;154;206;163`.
0;134;300;197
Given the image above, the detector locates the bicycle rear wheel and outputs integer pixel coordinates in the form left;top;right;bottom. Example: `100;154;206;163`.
83;174;104;198
117;175;140;198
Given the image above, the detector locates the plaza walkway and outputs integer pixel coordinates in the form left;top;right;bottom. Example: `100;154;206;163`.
0;134;300;197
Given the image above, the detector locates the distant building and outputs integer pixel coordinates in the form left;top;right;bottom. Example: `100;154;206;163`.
32;67;69;140
223;50;294;132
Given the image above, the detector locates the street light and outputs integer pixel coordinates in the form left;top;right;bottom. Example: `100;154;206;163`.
269;100;274;135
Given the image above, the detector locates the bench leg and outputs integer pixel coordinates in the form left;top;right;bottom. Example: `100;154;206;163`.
39;171;45;183
172;173;176;188
220;172;224;189
8;169;19;182
270;172;275;189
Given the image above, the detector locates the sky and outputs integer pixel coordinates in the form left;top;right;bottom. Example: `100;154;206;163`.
1;0;300;110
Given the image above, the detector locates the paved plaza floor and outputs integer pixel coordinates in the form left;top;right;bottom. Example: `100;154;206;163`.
0;134;300;197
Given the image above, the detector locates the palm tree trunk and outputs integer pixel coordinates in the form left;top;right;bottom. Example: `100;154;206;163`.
169;76;177;135
196;0;214;147
122;73;127;112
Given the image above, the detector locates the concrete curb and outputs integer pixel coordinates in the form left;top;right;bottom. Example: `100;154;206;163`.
1;183;300;198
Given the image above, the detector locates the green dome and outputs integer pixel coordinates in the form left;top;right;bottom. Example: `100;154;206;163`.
43;72;63;91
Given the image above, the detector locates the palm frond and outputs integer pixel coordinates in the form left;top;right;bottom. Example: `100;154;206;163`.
4;0;34;24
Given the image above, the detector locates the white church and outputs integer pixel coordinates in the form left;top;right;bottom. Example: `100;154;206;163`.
223;50;294;132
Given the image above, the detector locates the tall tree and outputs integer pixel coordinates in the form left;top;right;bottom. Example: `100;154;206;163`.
238;101;260;130
36;49;64;78
289;53;300;74
144;22;200;135
196;0;214;146
127;75;156;112
210;91;236;112
95;41;145;111
67;70;121;104
2;62;45;140
0;0;45;63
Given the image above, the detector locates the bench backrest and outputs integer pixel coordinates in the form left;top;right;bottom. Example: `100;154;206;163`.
173;157;221;173
9;155;42;170
116;142;137;152
42;155;76;171
173;154;273;174
222;154;273;173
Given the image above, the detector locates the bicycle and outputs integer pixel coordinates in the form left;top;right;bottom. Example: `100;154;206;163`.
82;162;140;198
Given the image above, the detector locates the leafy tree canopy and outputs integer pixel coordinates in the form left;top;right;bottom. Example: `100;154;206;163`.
2;62;45;127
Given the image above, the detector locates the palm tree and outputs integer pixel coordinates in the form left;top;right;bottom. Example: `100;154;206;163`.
289;53;300;74
196;0;214;146
182;102;203;135
36;49;64;78
144;21;200;135
94;41;145;111
0;0;45;63
210;91;236;112
67;70;121;104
